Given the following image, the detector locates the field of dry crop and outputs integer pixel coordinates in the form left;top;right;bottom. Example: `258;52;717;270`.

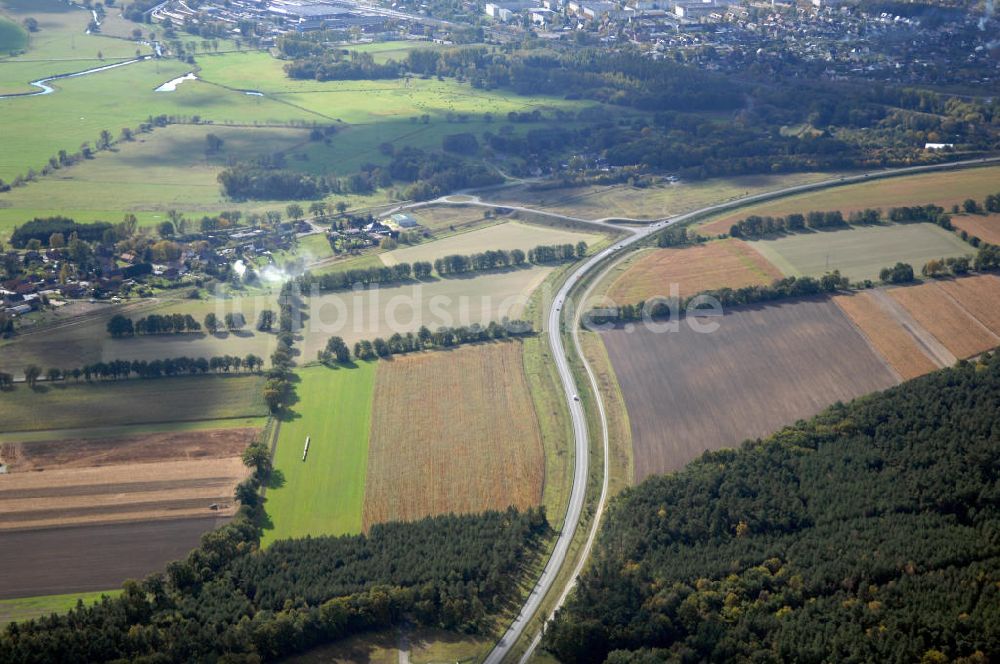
833;291;942;380
361;342;544;529
889;281;1000;359
604;239;783;304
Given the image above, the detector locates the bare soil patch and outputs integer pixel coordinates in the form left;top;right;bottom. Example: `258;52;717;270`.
0;428;258;472
601;298;898;482
0;518;223;599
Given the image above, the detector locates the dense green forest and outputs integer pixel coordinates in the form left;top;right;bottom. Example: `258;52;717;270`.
543;353;1000;663
0;508;548;663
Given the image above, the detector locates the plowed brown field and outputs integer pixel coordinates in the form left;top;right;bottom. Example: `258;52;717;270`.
602;298;898;481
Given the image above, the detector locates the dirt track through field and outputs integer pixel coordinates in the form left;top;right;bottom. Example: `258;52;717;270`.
868;289;957;367
602;298;898;481
0;518;224;599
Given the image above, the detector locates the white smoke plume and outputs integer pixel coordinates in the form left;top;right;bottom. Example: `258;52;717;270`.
981;0;994;30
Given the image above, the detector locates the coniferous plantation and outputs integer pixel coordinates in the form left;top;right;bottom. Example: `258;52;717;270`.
543;354;1000;664
0;508;548;663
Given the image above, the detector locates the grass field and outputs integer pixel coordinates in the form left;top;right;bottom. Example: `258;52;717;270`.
0;295;278;379
601;298;898;481
952;213;1000;245
604;239;783;304
747;223;971;282
197;52;585;123
889;279;1000;359
0;56;316;183
380;221;600;266
362;342;544;529
488;172;845;222
262;363;376;544
697;165;1000;235
0;589;121;624
0;124;317;232
833;290;941;380
0;0;152;94
0;374;266;432
300;266;553;358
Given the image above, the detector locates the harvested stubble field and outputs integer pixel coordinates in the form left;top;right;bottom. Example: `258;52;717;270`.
951;213;1000;245
406;204;496;233
0;456;247;530
601;298;898;482
604;239;783;304
0;295;277;379
746;223;971;283
889;278;1000;359
697;165;1000;235
300;267;553;360
0;375;267;432
380;221;600;266
361;342;544;529
833;291;941;380
0;518;226;599
936;275;1000;332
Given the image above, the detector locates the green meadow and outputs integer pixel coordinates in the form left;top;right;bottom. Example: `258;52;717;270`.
748;222;973;282
262;363;377;544
0;589;122;624
0;0;152;95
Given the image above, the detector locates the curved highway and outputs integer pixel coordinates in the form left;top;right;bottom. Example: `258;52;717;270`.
483;155;1000;664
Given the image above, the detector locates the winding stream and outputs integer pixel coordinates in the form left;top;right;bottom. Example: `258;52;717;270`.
0;56;148;100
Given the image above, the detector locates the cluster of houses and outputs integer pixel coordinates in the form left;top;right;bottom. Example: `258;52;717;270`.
154;0;402;41
483;0;740;29
0;221;313;322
